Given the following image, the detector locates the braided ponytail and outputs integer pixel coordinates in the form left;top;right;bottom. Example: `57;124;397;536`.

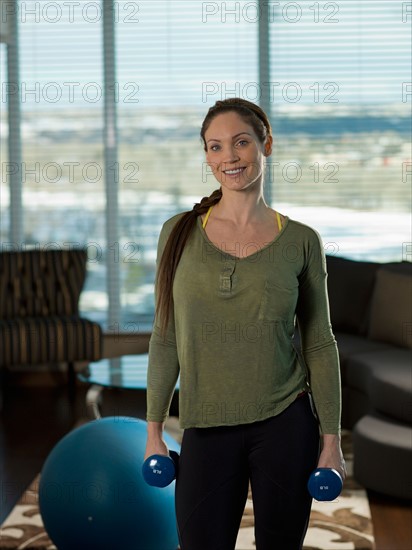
155;188;222;339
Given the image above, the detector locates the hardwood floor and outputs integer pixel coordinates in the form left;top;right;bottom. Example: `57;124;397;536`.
368;490;412;550
0;378;411;550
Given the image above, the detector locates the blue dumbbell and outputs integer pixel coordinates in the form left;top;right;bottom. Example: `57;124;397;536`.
307;468;343;501
142;450;180;488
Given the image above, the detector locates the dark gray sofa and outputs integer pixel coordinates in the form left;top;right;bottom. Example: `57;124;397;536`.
324;255;412;500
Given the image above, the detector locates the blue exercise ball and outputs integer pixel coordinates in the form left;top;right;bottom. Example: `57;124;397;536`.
38;416;180;550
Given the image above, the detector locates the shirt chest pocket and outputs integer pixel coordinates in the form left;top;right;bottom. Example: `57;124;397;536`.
258;279;299;324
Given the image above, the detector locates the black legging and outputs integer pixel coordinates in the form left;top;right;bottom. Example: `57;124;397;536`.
175;393;320;550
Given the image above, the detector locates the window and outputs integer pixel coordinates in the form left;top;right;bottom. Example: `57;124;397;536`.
1;0;411;334
1;0;106;324
116;1;258;330
268;1;411;260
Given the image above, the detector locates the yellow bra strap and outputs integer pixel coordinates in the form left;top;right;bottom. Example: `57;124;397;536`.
202;205;213;229
203;205;282;230
276;210;282;231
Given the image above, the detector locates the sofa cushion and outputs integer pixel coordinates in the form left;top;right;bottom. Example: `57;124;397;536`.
353;413;412;500
325;255;379;335
378;261;412;276
0;250;87;318
367;269;412;349
333;331;391;383
342;386;373;429
0;316;102;366
369;363;412;424
346;347;411;394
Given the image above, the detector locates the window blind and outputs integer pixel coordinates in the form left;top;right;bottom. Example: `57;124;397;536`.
115;0;258;330
1;0;106;324
1;0;411;334
268;0;411;261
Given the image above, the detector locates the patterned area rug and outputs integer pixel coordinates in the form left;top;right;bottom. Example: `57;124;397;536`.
0;419;375;550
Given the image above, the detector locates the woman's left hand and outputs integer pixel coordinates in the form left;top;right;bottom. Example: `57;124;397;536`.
317;434;347;482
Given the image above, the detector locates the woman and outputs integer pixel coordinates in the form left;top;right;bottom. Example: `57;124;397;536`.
144;98;346;549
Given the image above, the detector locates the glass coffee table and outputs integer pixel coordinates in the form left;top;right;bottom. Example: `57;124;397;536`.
78;354;180;419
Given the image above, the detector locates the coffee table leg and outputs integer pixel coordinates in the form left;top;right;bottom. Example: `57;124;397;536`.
86;384;103;419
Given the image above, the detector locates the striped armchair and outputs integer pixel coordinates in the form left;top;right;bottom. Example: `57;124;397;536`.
0;248;103;397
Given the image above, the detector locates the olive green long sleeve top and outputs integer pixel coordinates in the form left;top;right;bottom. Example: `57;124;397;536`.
146;211;342;435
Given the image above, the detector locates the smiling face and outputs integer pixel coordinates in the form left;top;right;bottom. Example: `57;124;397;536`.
204;111;272;191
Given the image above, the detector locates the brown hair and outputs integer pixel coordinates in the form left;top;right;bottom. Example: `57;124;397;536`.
155;98;273;340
